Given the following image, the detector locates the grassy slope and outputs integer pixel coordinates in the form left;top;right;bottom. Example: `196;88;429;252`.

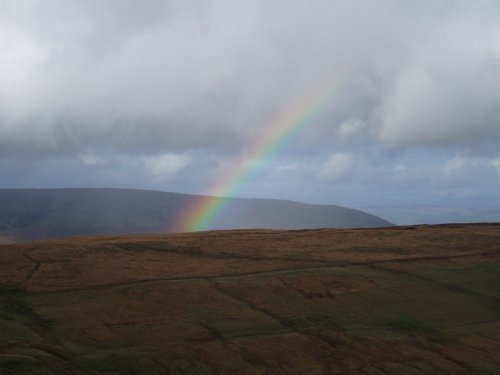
0;224;499;374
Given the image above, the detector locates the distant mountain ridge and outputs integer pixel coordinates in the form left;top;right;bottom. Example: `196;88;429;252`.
0;188;393;240
363;205;500;226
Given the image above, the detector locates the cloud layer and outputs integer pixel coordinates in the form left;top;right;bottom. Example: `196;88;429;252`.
1;0;499;222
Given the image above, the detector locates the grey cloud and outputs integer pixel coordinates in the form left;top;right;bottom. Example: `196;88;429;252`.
3;0;482;158
1;0;500;220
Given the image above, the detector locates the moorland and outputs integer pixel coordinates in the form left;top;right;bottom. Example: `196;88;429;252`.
1;223;499;374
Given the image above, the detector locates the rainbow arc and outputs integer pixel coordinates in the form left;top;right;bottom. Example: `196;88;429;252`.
172;76;343;232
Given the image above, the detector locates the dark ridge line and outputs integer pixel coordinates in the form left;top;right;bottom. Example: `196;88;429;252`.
21;250;498;296
5;221;500;245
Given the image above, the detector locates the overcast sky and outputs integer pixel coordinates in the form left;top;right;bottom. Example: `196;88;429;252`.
1;0;499;223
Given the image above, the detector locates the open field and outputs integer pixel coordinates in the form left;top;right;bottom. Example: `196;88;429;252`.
1;223;499;374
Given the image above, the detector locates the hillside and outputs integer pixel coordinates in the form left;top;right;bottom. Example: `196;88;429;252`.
0;223;499;374
0;188;392;240
364;205;500;226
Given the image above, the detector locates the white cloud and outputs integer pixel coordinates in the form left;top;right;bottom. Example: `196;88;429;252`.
317;153;357;181
144;153;190;178
491;157;500;172
337;119;367;139
78;152;105;166
441;154;499;187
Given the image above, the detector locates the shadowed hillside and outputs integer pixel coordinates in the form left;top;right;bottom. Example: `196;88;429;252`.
0;188;392;240
0;223;499;374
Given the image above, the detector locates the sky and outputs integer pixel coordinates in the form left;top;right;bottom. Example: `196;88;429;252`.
1;0;499;224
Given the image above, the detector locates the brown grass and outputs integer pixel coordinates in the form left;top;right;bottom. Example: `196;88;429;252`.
0;223;499;374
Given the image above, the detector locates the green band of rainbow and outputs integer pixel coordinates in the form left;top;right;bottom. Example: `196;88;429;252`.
172;76;342;232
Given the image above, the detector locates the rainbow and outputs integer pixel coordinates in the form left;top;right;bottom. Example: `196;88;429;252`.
172;76;342;232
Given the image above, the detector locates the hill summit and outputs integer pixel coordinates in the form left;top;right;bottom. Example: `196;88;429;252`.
0;188;392;240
